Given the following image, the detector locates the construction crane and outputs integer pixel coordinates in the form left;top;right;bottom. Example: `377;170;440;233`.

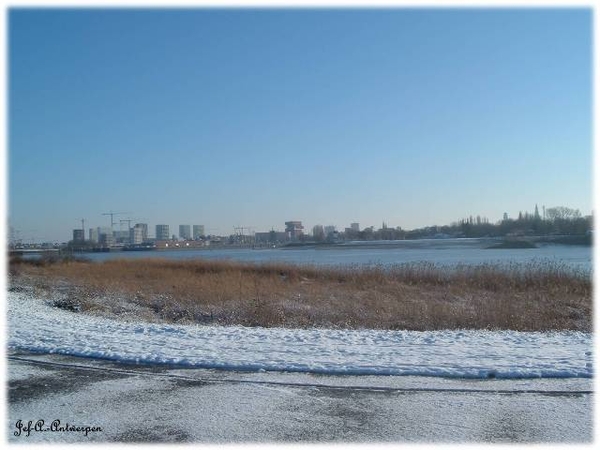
118;218;149;244
234;225;255;244
119;218;148;238
119;217;148;230
234;225;255;235
119;218;134;231
101;211;130;228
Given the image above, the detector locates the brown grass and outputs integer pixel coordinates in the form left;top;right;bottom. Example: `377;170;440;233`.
8;256;592;331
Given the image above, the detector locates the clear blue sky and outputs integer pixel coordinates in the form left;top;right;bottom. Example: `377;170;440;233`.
8;7;592;242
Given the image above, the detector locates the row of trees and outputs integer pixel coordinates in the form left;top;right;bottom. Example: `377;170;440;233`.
405;206;591;240
308;206;592;242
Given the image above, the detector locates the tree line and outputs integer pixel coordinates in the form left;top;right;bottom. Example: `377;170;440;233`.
315;206;592;242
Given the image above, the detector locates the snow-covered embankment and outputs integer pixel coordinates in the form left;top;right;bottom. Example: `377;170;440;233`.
7;291;593;379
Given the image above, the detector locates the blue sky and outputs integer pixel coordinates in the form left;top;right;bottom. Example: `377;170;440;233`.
8;8;592;242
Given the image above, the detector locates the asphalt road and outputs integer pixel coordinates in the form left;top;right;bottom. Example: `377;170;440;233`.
6;351;594;444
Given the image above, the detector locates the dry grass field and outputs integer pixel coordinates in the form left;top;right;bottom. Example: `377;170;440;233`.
8;255;592;331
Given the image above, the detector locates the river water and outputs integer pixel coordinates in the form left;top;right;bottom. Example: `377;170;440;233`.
82;238;592;273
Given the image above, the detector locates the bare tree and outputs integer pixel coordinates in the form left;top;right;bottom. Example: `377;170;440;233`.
545;206;582;222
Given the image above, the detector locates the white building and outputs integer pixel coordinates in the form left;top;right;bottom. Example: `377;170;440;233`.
130;224;145;245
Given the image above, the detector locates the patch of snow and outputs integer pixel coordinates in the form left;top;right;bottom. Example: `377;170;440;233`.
7;291;593;379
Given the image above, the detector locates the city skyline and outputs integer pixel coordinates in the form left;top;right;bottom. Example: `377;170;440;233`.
8;8;592;243
10;203;592;246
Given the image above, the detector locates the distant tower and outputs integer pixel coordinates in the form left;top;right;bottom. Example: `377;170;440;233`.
503;212;508;221
193;225;205;239
131;224;145;244
135;223;148;241
179;225;191;240
156;224;170;240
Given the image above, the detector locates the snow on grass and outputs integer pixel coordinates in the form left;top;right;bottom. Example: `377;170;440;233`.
7;291;592;379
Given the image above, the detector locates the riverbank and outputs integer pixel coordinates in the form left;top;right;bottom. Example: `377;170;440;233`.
8;256;591;332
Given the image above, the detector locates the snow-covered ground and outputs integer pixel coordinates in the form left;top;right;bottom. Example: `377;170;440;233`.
7;291;593;379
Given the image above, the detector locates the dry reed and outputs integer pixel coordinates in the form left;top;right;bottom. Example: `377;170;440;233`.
8;256;592;331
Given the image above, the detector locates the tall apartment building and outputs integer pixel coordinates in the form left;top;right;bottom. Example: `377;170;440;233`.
130;224;146;245
193;225;205;239
351;222;360;232
156;224;170;240
89;228;99;243
135;223;148;241
179;225;191;240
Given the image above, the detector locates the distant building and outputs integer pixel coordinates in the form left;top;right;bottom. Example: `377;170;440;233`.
98;229;115;247
72;229;85;243
130;224;145;245
351;222;360;232
179;225;191;240
97;226;112;237
113;230;129;243
193;225;205;239
255;230;288;244
135;223;148;241
89;228;98;243
156;224;170;240
324;225;336;236
312;225;325;241
285;221;304;241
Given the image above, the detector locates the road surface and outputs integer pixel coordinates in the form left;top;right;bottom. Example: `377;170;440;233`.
6;351;593;444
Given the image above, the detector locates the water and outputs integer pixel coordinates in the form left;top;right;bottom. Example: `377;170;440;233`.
81;238;592;272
